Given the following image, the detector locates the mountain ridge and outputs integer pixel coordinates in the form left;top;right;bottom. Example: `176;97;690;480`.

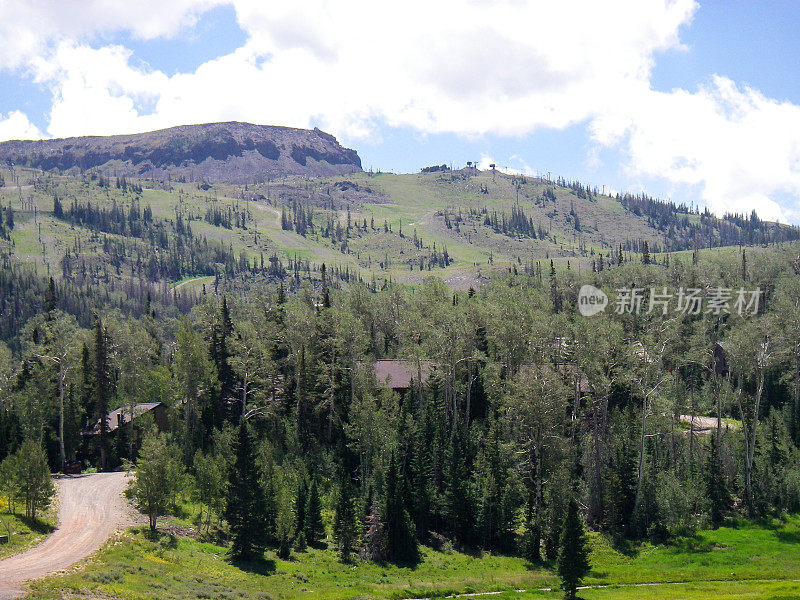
0;122;362;183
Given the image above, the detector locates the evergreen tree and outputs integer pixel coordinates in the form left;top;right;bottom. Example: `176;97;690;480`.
706;433;729;528
333;479;358;562
294;479;308;550
305;479;326;545
92;314;111;471
79;343;93;424
407;422;433;543
225;421;272;560
606;414;637;539
212;296;236;422
45;277;57;313
549;260;562;312
443;427;476;545
558;498;591;600
383;453;419;563
475;412;515;551
522;491;541;562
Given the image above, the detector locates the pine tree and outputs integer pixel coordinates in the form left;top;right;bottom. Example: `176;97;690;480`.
407;423;433;543
383;453;419;563
522;491;541;563
225;421;272;560
706;433;729;528
79;343;93;422
557;498;591;600
333;479;358;562
92;314;111;471
443;428;476;545
294;479;308;550
606;416;637;539
212;296;236;422
45;277;57;313
305;479;325;545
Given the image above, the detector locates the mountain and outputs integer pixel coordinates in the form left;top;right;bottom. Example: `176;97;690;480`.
1;123;799;307
0;122;362;183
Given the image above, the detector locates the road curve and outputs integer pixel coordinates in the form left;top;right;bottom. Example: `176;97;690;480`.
0;471;132;599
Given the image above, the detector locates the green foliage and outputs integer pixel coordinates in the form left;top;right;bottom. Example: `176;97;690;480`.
294;479;308;550
92;313;112;471
654;471;706;538
192;449;226;533
605;411;637;539
225;421;274;560
126;433;185;531
0;439;55;519
333;479;358;562
706;434;729;528
304;479;325;545
383;453;419;564
557;498;591;600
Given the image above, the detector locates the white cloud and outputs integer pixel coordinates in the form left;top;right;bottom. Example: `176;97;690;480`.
3;0;698;137
0;111;44;141
3;0;800;221
591;76;800;222
0;1;223;69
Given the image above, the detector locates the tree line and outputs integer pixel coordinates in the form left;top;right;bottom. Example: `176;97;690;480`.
2;243;800;596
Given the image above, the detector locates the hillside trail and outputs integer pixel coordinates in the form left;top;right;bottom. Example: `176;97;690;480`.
0;471;132;600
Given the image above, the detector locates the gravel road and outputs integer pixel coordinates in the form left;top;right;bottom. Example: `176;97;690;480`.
0;471;132;599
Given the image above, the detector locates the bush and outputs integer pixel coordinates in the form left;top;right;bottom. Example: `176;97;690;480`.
655;471;707;538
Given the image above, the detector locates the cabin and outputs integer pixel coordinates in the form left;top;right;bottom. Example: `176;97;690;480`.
80;402;168;468
369;360;432;394
82;402;168;436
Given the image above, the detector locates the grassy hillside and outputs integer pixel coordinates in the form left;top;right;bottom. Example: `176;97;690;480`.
1;163;797;293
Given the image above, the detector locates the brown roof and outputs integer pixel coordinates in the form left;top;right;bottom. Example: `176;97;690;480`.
83;402;162;435
370;360;432;390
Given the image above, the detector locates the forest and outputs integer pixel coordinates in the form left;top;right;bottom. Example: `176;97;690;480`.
2;235;800;596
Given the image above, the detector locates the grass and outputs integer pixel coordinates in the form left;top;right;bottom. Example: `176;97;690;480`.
25;516;800;600
0;498;57;560
27;529;554;600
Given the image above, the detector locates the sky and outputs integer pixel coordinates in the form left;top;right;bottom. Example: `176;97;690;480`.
1;1;799;222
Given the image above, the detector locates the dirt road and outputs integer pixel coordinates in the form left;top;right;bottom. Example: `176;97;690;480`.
0;472;132;599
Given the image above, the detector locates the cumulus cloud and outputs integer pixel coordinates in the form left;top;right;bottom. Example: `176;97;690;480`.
1;0;800;220
0;0;224;69
2;0;698;137
591;76;800;222
0;111;44;141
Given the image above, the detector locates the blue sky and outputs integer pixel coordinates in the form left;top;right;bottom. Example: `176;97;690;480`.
1;1;799;222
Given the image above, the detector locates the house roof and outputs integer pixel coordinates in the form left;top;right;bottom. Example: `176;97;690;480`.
370;360;432;390
83;402;162;435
